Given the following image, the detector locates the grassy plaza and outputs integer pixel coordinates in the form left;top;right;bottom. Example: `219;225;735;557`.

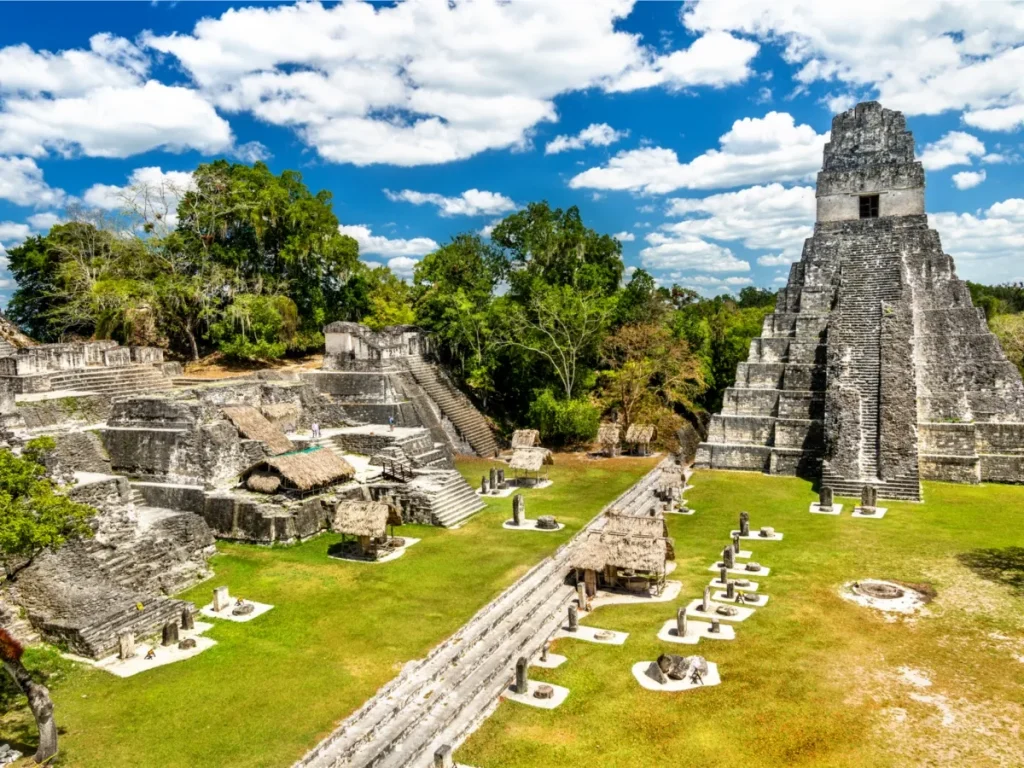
458;470;1024;768
3;455;656;768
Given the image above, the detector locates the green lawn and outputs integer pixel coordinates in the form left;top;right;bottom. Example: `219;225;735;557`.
3;454;658;768
458;470;1024;768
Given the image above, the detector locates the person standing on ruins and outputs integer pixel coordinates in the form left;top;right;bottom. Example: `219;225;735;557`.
388;415;395;432
311;421;321;439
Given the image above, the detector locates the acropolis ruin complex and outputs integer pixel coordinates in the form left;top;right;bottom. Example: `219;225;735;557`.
696;101;1024;500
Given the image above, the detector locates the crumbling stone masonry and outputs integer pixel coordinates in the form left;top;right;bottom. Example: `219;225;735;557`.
696;101;1024;500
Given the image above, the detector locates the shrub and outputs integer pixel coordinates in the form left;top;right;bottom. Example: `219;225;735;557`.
527;390;599;447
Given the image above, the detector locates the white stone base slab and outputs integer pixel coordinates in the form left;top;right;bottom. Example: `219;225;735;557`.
329;537;421;564
587;580;682;610
708;563;771;577
477;485;517;498
555;624;628;645
201;600;274;623
632;661;721;692
734;549;752;559
657;619;736;645
810;502;843;515
713;591;769;607
852;507;888;518
730;530;784;541
666;507;695;515
65;622;216;678
709;578;759;592
503;680;570;709
682;484;695;493
684;599;755;622
531;652;567;669
502;519;565;532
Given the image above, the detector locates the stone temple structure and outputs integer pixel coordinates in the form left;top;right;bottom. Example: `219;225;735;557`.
696;101;1024;500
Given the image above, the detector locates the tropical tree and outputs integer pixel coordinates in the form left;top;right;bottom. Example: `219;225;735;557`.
0;628;57;764
0;437;96;582
599;322;706;437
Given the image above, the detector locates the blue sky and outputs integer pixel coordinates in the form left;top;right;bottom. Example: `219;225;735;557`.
1;0;1023;307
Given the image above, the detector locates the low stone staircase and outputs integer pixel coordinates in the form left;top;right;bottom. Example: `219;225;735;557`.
48;365;174;396
402;470;486;528
401;356;499;458
296;458;672;768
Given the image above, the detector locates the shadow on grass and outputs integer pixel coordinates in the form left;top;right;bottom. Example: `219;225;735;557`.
957;546;1024;593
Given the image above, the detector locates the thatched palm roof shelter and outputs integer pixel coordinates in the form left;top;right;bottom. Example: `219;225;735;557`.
223;405;295;455
331;500;403;558
625;423;656;456
597;424;620;456
332;501;401;538
604;511;675;559
625;423;655;444
509;447;553;472
570;531;670;575
510;429;540;449
242;447;354;494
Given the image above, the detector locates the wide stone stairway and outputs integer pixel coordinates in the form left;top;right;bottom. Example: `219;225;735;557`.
401;356;499;458
48;365;174;396
296;458;672;768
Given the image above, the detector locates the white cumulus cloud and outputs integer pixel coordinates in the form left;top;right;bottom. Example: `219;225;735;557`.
931;198;1024;283
339;224;438;259
952;170;986;190
683;1;1024;119
639;232;750;273
384;188;517;217
545;123;629;155
0;156;65;208
142;0;756;167
570;112;827;194
918;131;986;171
613;231;635;242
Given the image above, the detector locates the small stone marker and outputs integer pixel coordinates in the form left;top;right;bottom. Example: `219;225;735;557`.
489;467;498;493
820;486;834;510
676;607;687;637
567;604;578;632
515;656;529;694
434;744;454;768
213;586;231;612
739;511;750;537
536;515;558;530
722;545;735;569
862;485;877;509
759;526;775;538
233;601;255;616
540;642;549;662
497;468;506;488
745;562;762;572
512;494;525;525
178;638;197;650
716;605;739;616
719;565;728;585
732;532;741;553
576;582;587;607
118;632;135;661
726;580;735;600
162;621;179;647
710;619;721;634
533;684;554;700
701;586;711;612
181;607;194;630
481;476;489;494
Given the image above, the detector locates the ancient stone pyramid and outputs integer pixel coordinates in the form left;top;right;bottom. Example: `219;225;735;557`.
696;101;1024;501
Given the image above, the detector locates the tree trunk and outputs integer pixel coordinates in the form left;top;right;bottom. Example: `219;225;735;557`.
2;659;58;763
185;326;200;361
